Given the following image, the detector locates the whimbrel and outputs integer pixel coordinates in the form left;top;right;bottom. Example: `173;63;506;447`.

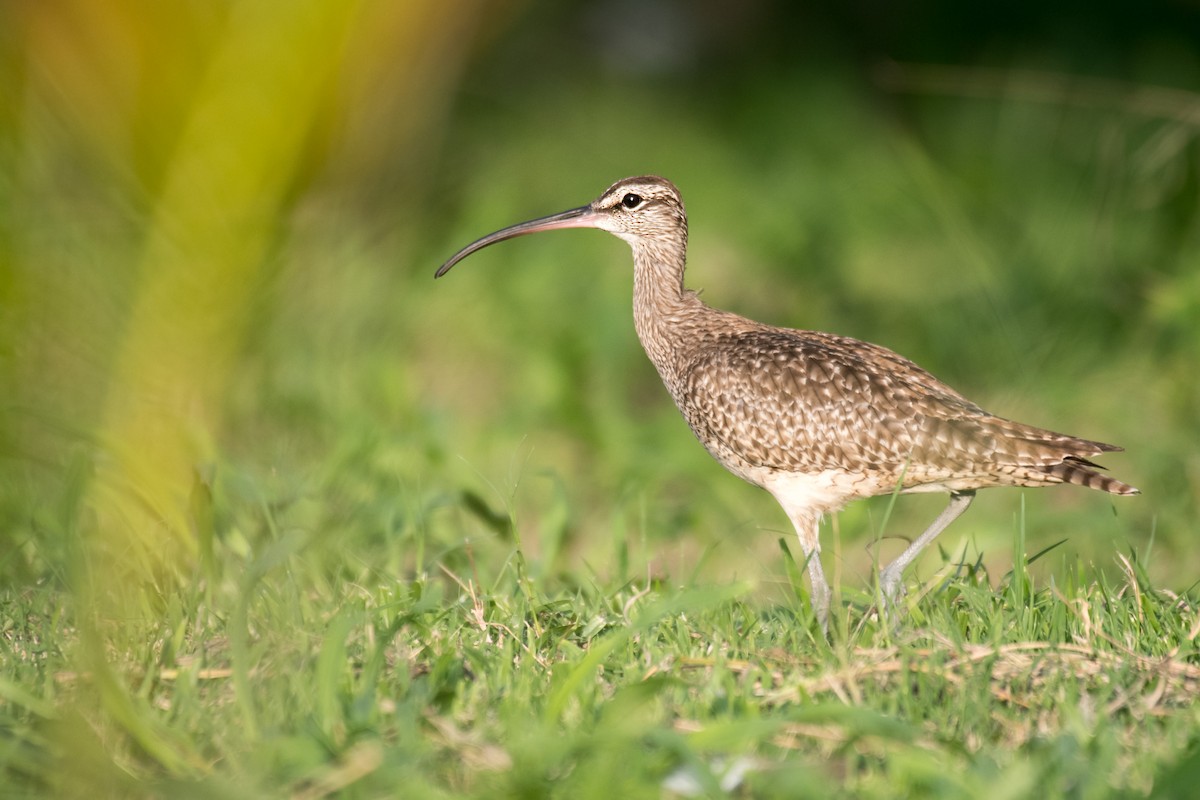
436;176;1138;630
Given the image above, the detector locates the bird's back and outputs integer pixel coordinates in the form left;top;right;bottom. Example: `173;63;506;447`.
656;312;1138;502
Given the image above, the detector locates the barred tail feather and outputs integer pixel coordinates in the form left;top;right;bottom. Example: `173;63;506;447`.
1046;456;1140;495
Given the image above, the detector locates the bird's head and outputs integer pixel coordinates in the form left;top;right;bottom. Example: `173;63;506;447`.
435;175;687;278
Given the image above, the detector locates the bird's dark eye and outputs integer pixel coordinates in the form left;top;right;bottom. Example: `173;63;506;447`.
621;193;643;209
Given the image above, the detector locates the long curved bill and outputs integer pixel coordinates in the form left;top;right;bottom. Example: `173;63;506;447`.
435;204;600;278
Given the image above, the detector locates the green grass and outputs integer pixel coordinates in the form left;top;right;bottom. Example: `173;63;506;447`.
3;497;1199;798
4;13;1200;798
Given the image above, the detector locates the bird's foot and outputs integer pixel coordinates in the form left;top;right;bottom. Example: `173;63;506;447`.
810;586;831;638
879;565;906;604
877;565;908;626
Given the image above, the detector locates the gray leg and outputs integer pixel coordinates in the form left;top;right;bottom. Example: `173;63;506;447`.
766;484;835;634
804;544;831;634
775;506;830;633
879;490;975;601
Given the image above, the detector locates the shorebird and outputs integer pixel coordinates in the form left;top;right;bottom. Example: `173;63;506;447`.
435;175;1138;631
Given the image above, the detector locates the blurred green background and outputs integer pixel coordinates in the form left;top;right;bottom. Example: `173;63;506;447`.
1;0;1197;604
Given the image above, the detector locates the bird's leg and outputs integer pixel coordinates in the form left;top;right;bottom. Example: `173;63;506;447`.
879;490;975;603
779;507;831;633
805;540;831;634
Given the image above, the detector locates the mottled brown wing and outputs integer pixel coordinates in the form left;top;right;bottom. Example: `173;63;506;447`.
681;329;1124;488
